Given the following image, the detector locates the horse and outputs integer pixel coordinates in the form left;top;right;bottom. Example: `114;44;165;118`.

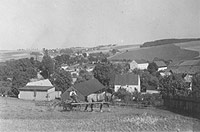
84;91;114;112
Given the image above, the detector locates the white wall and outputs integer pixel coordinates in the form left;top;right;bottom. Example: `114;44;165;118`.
130;60;149;70
137;63;149;70
158;67;167;71
19;87;56;101
19;91;48;101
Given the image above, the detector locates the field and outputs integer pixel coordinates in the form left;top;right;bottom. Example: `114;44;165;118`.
0;97;199;131
0;50;43;62
109;44;199;62
176;40;200;57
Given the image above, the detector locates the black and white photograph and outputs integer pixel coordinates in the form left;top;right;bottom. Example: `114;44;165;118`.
0;0;200;131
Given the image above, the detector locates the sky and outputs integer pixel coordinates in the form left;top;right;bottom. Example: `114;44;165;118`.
0;0;199;50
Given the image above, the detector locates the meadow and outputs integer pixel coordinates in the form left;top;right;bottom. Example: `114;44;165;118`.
0;97;199;131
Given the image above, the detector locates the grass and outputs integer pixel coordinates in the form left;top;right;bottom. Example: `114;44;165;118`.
0;97;199;131
109;44;199;62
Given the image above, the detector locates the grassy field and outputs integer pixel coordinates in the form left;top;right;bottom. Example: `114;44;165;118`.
0;97;199;131
176;40;200;57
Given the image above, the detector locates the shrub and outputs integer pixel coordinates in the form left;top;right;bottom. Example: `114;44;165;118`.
137;93;163;106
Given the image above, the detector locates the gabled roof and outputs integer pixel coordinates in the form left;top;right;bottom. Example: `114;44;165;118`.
19;79;54;91
154;61;167;67
26;79;53;87
114;73;139;85
74;78;105;96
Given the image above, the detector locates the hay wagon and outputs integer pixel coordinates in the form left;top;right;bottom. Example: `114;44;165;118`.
61;100;111;111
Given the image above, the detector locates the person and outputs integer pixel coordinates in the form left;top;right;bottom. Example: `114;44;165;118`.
69;90;78;103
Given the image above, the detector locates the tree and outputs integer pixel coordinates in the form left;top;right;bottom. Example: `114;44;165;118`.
41;55;54;78
93;63;115;86
191;72;200;97
75;70;93;84
159;73;190;97
147;62;158;74
51;69;72;93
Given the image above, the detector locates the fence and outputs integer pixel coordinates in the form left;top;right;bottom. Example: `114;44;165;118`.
163;96;200;114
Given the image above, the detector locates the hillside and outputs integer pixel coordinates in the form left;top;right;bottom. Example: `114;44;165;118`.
140;38;200;48
108;44;199;62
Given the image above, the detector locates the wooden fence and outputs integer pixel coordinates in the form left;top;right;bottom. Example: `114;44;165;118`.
163;96;200;114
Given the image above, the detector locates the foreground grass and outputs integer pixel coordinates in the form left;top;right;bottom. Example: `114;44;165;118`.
0;97;199;131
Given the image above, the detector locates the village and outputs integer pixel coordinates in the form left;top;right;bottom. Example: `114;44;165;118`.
0;40;200;131
0;0;200;131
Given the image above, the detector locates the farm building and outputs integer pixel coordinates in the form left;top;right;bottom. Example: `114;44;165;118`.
153;61;167;71
19;79;57;101
61;78;105;102
130;59;149;70
114;73;141;93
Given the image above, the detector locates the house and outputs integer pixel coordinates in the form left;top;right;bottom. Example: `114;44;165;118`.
61;78;105;102
130;59;149;70
153;61;167;71
114;73;141;93
18;79;57;101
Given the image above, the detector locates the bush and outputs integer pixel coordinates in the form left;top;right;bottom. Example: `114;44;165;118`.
137;93;163;106
115;88;133;103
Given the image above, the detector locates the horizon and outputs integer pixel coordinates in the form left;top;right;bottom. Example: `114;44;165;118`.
0;0;199;50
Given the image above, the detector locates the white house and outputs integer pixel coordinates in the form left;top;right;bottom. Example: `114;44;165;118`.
114;73;141;93
19;79;58;101
130;59;149;70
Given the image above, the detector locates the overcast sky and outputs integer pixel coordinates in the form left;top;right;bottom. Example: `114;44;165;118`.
0;0;199;50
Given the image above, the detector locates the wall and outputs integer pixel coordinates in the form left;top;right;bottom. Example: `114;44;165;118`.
158;67;167;71
19;91;48;101
137;63;149;70
130;60;138;70
47;87;56;101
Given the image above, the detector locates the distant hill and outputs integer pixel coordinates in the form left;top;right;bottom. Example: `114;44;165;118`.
140;38;200;48
108;44;199;62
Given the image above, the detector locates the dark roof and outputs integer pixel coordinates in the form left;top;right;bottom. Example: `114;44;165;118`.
74;78;105;96
114;73;139;85
154;61;167;67
19;86;54;91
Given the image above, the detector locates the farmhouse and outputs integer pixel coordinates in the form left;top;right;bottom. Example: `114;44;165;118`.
114;73;141;93
153;60;167;71
19;79;58;101
130;59;149;70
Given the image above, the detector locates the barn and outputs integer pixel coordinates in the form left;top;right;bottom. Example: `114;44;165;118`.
61;78;105;102
18;79;57;101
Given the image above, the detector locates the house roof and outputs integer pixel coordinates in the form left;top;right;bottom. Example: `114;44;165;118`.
114;73;139;85
19;86;54;91
154;61;167;67
74;78;105;96
26;79;53;87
